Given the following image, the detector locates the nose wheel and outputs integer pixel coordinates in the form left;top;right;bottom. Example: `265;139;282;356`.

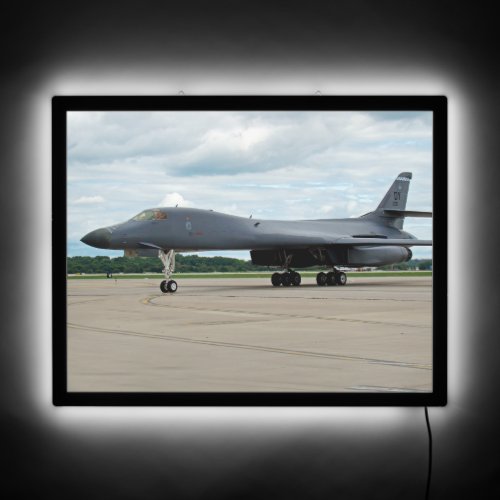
160;279;178;293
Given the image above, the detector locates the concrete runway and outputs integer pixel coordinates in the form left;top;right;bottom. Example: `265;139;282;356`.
67;276;432;393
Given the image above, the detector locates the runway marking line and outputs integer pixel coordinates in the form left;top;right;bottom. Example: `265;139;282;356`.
350;385;431;393
141;295;430;330
67;321;431;371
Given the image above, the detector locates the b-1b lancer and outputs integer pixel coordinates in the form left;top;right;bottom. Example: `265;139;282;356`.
81;172;432;293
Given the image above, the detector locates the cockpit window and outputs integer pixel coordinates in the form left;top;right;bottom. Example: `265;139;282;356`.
131;209;167;221
153;210;167;220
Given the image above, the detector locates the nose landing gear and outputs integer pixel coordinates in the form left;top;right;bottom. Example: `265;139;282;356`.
159;249;178;293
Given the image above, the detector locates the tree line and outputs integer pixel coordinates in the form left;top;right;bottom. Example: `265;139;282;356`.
67;255;432;274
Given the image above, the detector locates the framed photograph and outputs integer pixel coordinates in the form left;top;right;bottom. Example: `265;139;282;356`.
53;95;447;406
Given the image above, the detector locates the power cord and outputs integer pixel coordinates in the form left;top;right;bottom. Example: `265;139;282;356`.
424;406;433;500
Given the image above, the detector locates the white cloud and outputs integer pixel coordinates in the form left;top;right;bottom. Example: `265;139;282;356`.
158;192;192;208
74;195;105;204
67;110;433;259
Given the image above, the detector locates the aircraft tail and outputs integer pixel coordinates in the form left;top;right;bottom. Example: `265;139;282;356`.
362;172;431;229
376;171;412;212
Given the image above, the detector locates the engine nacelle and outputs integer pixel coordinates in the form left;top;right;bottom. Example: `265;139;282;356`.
346;246;412;267
250;246;412;269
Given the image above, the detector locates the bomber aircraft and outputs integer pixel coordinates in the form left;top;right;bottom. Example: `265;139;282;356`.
81;172;432;293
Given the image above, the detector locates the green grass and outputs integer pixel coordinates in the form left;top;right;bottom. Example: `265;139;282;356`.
68;271;432;280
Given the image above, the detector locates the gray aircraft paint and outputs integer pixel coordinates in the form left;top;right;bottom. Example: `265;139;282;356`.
81;172;431;270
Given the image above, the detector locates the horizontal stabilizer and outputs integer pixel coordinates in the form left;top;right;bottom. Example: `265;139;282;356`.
334;237;432;246
383;210;432;218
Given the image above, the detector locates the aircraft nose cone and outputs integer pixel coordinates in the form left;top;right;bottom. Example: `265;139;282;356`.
81;228;111;249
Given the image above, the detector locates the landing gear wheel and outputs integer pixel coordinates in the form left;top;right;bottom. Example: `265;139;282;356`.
316;272;327;286
271;272;282;286
336;272;347;286
160;279;178;293
326;271;337;286
281;272;292;287
290;271;301;286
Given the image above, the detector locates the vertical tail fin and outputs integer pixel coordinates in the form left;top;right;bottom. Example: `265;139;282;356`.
376;172;412;212
361;172;413;229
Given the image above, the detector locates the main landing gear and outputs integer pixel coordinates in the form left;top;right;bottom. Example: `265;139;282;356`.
316;269;347;286
159;249;178;293
271;270;302;287
270;269;347;287
270;250;303;287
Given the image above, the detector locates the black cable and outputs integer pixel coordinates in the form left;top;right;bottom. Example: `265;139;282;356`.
424;406;432;500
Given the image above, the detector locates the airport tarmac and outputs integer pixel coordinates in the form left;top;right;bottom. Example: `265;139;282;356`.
66;276;432;393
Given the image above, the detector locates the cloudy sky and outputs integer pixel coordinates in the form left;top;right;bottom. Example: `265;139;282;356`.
67;110;433;260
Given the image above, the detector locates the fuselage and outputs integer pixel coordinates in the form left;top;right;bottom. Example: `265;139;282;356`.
82;207;416;253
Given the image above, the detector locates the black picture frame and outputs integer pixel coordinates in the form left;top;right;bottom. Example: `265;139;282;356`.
53;95;447;406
